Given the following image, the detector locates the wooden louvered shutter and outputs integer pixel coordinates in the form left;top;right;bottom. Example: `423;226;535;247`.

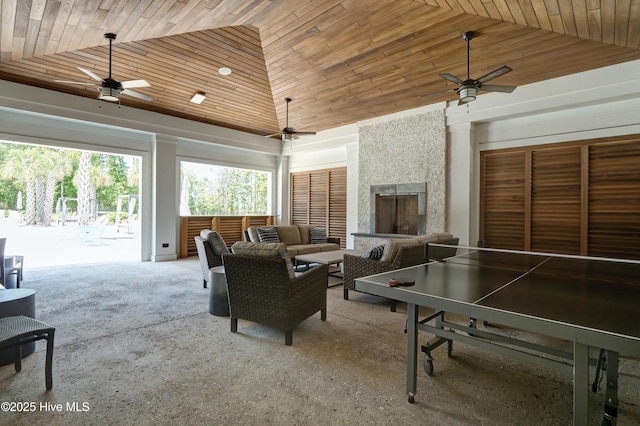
481;136;640;260
480;151;526;250
588;140;640;259
309;171;328;228
290;168;347;248
329;168;347;247
291;173;309;225
530;146;582;254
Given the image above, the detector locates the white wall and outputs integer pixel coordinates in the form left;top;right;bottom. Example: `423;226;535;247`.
2;58;640;254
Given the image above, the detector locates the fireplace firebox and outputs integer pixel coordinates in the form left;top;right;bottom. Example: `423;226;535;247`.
370;183;427;235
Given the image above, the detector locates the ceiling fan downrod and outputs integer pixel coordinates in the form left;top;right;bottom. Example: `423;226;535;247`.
105;33;116;80
462;31;474;81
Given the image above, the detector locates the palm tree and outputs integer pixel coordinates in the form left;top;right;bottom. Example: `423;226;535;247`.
1;145;75;226
42;149;73;225
74;152;114;225
0;147;37;224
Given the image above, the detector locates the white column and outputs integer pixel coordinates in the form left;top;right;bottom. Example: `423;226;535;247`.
276;155;290;225
151;135;178;261
448;122;477;246
346;142;359;248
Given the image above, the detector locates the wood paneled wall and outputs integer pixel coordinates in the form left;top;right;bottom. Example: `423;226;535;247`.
480;136;640;260
291;167;347;248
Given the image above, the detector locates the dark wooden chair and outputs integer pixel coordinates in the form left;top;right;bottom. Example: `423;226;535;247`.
0;315;55;390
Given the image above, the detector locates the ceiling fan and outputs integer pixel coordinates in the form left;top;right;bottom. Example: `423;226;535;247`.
421;31;516;105
55;33;154;102
266;97;317;141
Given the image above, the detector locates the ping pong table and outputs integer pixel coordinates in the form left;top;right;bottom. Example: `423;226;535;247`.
354;245;640;425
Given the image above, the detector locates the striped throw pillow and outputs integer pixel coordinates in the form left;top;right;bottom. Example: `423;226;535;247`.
309;227;327;244
362;244;385;261
257;227;280;243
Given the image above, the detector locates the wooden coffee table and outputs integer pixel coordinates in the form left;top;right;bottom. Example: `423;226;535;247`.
295;249;364;287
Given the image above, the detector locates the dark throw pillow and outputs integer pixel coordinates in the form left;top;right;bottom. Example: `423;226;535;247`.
309;227;328;244
257;227;280;243
361;244;385;261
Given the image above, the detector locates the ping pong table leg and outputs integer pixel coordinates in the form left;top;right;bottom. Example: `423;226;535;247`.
573;342;589;425
601;351;619;426
406;303;419;403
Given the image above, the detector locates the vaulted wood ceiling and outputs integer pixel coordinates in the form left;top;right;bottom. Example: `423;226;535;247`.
1;1;639;139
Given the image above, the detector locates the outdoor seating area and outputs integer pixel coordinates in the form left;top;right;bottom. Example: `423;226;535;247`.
2;2;640;424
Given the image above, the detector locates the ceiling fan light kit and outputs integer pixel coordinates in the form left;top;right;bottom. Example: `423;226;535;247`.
458;86;477;103
421;31;516;105
99;86;122;102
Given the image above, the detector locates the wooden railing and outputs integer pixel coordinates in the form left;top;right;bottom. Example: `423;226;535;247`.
179;215;274;258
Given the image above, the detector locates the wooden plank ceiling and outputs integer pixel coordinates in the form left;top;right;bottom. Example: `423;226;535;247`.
1;0;639;138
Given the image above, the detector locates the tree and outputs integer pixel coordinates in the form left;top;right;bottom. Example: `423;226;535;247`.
0;146;37;224
42;148;73;225
0;142;138;226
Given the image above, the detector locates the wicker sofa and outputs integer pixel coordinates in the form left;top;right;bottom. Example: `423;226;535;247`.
343;233;459;311
245;225;340;259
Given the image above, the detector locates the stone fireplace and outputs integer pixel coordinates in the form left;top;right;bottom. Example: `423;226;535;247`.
355;109;446;250
370;183;427;235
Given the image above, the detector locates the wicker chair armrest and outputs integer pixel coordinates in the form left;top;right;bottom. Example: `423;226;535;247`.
343;254;393;290
291;263;328;294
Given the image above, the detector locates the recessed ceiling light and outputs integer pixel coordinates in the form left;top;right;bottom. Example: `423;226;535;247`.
190;91;206;104
218;67;232;76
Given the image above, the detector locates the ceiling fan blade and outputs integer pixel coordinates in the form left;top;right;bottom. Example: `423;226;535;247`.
480;84;517;93
421;88;457;98
439;73;464;85
264;132;283;138
476;65;512;83
77;67;104;82
55;80;98;86
121;79;151;89
123;89;154;101
292;131;316;135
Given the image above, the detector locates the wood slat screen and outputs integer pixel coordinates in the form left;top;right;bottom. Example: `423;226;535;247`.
291;173;310;225
179;215;275;257
211;216;244;245
328;168;347;246
531;146;582;254
179;216;215;257
290;167;347;248
588;140;640;259
242;215;274;230
480;151;526;250
480;136;640;260
309;172;328;228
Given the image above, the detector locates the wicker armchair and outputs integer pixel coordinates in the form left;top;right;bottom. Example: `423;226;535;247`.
222;253;328;346
343;243;427;312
